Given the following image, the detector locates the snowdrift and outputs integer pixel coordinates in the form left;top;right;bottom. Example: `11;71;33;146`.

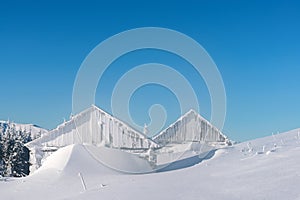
36;144;154;175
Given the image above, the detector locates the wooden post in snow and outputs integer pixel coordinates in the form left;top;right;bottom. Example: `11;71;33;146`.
78;172;87;191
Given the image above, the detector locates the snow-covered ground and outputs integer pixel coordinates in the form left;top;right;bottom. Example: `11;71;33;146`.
1;129;300;200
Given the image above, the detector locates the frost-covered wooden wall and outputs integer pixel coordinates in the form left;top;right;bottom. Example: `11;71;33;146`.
153;110;226;145
28;106;157;150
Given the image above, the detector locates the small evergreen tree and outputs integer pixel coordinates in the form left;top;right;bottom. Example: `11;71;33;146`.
0;125;30;177
11;135;30;177
1;126;15;177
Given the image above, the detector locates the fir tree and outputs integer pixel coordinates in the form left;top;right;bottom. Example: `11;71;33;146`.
0;125;30;177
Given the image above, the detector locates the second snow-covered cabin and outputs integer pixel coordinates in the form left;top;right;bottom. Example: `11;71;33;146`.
153;110;227;146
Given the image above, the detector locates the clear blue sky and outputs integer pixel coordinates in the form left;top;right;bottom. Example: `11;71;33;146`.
1;0;300;141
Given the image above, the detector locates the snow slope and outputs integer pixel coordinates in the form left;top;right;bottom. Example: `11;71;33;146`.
0;120;48;141
1;129;300;200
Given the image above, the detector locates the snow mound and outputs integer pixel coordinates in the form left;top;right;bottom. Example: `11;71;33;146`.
83;145;154;174
36;145;74;172
35;144;154;175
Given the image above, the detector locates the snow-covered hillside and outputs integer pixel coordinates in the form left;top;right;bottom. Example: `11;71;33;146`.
1;129;299;200
0;121;48;141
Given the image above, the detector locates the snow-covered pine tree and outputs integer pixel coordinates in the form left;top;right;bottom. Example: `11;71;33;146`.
0;133;4;176
1;125;14;177
22;127;32;144
0;125;30;177
11;131;30;177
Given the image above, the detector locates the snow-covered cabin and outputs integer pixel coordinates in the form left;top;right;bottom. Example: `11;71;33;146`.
27;105;158;150
153;110;226;146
